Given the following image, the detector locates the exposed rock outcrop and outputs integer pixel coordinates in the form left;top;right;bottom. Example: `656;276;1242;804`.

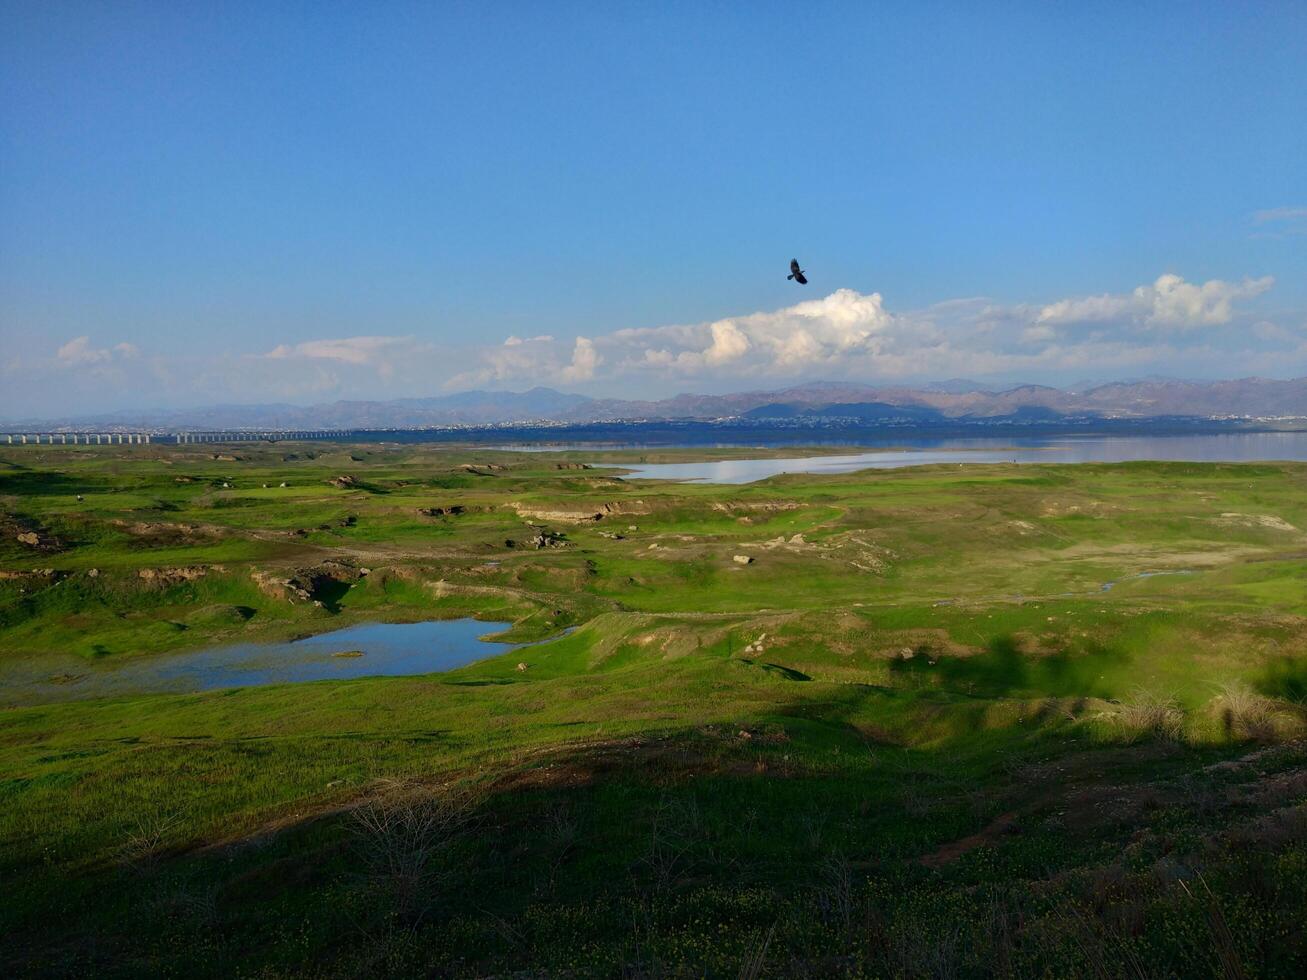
0;568;62;582
510;500;651;524
251;570;313;603
110;519;216;543
505;527;569;550
250;561;363;605
419;505;466;518
711;500;802;514
4;515;63;552
137;565;219;587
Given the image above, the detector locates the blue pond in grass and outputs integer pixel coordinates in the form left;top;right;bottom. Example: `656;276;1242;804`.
2;618;514;706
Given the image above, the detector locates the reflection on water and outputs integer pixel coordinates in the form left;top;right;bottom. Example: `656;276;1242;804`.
602;432;1307;483
1;619;513;706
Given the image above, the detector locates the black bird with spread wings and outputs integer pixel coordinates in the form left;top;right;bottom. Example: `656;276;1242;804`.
787;258;808;285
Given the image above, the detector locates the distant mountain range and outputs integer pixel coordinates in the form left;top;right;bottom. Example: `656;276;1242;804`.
7;378;1307;430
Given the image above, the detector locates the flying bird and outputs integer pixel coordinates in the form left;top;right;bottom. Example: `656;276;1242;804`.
787;258;808;285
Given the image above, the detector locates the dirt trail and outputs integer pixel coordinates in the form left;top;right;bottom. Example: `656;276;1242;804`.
920;811;1019;867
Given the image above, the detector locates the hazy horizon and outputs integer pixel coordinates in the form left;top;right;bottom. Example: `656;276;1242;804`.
7;373;1307;430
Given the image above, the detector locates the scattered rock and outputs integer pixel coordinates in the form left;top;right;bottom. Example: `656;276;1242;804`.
329;475;357;489
524;527;568;549
733;555;754;565
517;662;529;672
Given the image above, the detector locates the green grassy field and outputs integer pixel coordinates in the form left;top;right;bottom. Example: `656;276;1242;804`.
2;442;1306;976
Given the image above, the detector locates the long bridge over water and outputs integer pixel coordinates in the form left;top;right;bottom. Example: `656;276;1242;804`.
3;430;350;445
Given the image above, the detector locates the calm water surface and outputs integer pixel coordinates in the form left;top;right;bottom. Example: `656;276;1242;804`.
600;432;1307;483
1;618;514;706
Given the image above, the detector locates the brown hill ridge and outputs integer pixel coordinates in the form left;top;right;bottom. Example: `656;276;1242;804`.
9;377;1307;429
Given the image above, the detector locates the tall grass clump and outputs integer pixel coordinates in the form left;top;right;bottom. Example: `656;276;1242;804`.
1209;683;1302;743
1097;690;1186;743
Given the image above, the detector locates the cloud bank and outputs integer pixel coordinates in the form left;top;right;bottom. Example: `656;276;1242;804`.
3;271;1300;418
446;273;1289;388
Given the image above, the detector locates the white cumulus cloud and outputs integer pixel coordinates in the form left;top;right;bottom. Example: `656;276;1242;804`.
611;288;896;375
559;336;600;382
1037;274;1273;330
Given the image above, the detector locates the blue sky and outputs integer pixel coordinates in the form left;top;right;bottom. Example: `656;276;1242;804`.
2;1;1304;417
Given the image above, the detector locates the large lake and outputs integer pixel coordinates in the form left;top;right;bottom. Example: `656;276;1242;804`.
1;618;515;706
600;432;1307;484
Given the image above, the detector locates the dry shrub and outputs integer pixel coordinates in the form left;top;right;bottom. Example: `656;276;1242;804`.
120;806;185;870
637;795;701;894
1100;691;1186;743
885;916;964;979
350;780;478;921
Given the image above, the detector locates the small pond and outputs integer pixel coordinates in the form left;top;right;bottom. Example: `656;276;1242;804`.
0;618;515;706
